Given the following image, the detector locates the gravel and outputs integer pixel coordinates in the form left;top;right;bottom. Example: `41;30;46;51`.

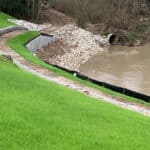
8;19;52;31
51;24;109;70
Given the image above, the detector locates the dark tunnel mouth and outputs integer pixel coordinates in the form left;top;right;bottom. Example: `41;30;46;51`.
108;34;118;44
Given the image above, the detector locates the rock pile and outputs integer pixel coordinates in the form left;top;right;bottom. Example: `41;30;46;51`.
51;24;108;70
8;18;109;70
8;19;52;31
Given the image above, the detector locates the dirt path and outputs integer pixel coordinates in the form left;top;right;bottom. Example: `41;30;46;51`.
0;30;150;117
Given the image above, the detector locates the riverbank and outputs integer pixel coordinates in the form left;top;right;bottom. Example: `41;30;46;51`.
36;9;150;71
1;10;150;150
37;24;109;70
3;30;150;115
50;8;150;46
8;17;108;70
48;1;150;46
84;19;150;46
1;57;150;150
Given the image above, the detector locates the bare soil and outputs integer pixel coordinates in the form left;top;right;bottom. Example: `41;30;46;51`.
36;39;71;64
40;8;76;26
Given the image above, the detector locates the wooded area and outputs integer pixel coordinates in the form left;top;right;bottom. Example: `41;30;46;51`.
0;0;48;21
53;0;150;28
0;0;150;30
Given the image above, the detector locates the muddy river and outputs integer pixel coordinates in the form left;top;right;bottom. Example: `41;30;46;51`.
79;43;150;95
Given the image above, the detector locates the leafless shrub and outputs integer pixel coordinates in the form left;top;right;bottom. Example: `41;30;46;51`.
51;0;150;29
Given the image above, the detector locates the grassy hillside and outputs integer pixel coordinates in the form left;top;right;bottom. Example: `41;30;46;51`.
0;12;15;28
0;57;150;149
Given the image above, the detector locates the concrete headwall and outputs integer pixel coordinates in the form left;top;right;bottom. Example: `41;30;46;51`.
0;25;27;36
26;34;57;53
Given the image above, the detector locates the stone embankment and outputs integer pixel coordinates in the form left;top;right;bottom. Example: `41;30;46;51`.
0;20;150;117
0;31;150;117
40;24;109;70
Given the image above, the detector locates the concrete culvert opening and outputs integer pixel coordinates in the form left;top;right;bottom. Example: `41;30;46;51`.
107;33;118;44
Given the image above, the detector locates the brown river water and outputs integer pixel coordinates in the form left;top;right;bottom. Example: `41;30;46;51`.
79;43;150;95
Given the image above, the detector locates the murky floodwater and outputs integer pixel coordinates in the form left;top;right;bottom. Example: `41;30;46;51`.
79;43;150;95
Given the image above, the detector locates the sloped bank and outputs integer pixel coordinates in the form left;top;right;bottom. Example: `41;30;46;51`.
46;62;150;103
1;13;150;115
3;30;150;116
25;32;150;103
40;24;110;70
7;19;115;70
1;58;150;150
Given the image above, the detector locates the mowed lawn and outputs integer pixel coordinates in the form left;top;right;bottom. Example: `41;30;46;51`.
0;58;150;150
0;12;15;28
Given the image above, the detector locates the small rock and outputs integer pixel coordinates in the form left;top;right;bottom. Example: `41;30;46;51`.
134;40;142;46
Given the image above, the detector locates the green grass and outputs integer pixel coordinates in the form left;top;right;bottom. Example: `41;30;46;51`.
0;57;150;150
0;12;15;28
7;31;150;106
